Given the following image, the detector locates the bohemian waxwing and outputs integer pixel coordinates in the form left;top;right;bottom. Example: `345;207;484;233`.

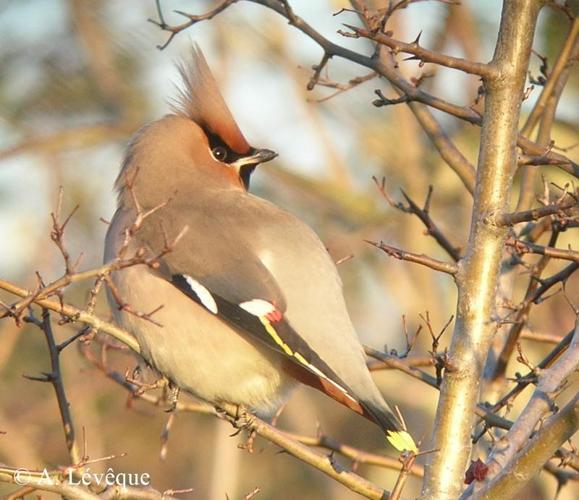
104;46;417;453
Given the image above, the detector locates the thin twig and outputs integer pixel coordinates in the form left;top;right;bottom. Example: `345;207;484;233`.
506;237;579;263
148;0;240;50
0;278;140;351
342;25;494;77
497;193;577;226
367;240;459;275
372;177;462;261
488;328;575;414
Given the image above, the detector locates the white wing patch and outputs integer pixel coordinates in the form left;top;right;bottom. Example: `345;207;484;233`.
239;299;277;317
239;299;357;404
184;275;218;314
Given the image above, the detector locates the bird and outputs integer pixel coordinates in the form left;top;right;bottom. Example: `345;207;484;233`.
104;46;417;453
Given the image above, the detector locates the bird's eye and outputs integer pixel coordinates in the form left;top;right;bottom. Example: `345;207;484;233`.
211;146;228;162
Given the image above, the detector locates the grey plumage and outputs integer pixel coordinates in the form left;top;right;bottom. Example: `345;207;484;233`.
105;47;416;452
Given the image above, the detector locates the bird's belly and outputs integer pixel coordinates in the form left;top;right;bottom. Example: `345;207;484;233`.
109;267;295;416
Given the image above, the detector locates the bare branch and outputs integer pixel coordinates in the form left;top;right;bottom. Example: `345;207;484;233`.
367;240;459;275
390;453;419;500
0;464;184;500
0;468;100;500
313;71;378;103
306;52;331;91
24;310;81;464
294;432;424;476
506;237;579;263
521;18;579;137
365;345;440;388
343;25;495;77
530;262;579;304
468;393;579;499
0;278;140;352
79;342;390;498
51;188;81;275
373;178;462;260
148;0;240;50
487;328;575;415
497;192;577;225
401;188;462;261
419;1;544;496
148;0;577;182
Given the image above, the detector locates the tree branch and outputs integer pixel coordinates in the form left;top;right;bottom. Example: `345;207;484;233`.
79;340;395;499
488;327;575;414
506;237;579;263
148;0;577;181
148;0;241;50
470;319;579;496
343;25;495;78
420;2;545;498
25;310;81;464
520;18;579;136
497;192;577;225
469;393;579;499
373;178;463;261
0;278;140;352
366;240;459;276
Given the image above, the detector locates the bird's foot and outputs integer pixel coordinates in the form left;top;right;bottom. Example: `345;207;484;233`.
164;382;180;412
232;404;255;429
224;405;257;453
237;429;257;454
125;366;169;396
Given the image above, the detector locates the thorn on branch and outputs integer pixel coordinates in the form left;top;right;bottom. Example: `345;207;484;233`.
373;89;410;107
332;7;362;17
23;372;53;383
307;53;331;91
338;23;362;39
411;30;423;47
537;52;549;79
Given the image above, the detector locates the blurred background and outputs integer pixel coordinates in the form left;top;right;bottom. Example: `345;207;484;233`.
0;0;577;498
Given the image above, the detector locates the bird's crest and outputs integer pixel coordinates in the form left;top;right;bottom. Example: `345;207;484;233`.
172;45;250;154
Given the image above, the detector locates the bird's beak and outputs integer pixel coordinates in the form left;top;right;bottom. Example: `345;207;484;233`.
254;148;278;163
240;148;278;167
234;148;277;190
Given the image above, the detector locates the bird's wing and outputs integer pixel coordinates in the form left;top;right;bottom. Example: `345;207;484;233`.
171;271;367;408
130;194;418;452
133;201;365;414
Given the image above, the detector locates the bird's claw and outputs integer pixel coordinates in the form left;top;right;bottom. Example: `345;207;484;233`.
164;382;180;412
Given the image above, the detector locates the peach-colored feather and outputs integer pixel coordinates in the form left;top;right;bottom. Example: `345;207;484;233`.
172;45;250;154
281;359;377;425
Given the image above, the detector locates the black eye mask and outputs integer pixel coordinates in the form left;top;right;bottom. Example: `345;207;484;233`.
206;131;255;165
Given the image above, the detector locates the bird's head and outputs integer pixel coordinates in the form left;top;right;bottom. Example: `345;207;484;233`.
116;46;277;209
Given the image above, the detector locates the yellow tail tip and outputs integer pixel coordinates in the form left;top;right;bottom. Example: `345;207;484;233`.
386;430;418;453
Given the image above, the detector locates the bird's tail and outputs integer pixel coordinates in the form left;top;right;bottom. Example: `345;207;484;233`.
361;399;418;453
282;359;417;452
